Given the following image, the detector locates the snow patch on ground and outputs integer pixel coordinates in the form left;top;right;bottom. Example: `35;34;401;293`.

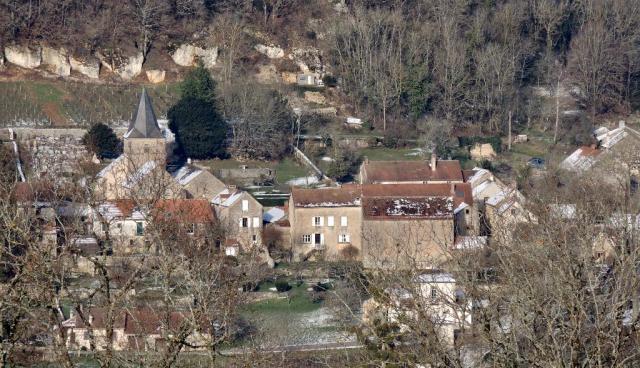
287;176;320;186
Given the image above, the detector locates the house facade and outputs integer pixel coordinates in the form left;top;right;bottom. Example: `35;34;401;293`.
213;188;263;251
289;186;363;261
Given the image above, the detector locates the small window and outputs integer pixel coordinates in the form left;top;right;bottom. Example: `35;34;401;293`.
430;288;438;299
252;217;260;228
242;200;249;212
252;234;258;243
465;209;469;214
314;233;322;245
340;216;348;227
313;216;322;227
327;216;334;226
338;234;350;243
136;222;144;236
187;223;195;234
302;234;312;244
117;223;122;229
241;217;249;228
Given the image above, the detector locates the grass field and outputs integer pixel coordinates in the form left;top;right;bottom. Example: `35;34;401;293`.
245;283;321;314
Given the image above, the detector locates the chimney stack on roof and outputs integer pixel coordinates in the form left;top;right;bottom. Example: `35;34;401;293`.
430;154;437;171
619;120;626;129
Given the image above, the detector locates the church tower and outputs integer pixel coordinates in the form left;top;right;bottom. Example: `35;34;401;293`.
124;89;166;167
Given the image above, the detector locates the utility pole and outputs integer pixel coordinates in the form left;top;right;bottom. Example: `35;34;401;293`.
554;72;562;144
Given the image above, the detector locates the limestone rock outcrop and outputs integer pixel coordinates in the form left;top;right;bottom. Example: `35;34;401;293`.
146;69;166;84
115;52;144;80
171;44;218;68
69;56;100;79
42;47;71;77
255;44;285;59
4;45;42;69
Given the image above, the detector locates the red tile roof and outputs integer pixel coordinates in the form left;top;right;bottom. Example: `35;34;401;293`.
153;199;215;223
361;160;463;183
71;308;185;335
291;186;362;207
361;183;471;219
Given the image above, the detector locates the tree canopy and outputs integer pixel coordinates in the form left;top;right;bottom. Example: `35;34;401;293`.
168;97;227;159
82;123;121;159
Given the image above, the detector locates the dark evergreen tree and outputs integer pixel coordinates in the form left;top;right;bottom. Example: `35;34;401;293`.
180;65;216;102
168;97;227;159
82;123;121;159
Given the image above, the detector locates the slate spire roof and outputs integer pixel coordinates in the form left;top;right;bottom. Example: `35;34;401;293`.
125;88;163;139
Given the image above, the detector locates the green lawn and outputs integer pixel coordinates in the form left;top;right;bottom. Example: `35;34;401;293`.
357;147;424;161
244;283;321;314
274;158;310;183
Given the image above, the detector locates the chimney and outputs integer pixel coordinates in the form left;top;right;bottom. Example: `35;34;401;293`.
619;120;626;129
430;154;437;171
187;157;192;165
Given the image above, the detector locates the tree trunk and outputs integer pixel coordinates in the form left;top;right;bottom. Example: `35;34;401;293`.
554;79;560;144
508;110;512;151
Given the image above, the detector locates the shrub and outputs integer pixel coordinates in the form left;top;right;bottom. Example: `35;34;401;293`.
82;123;121;159
322;75;338;87
275;280;291;292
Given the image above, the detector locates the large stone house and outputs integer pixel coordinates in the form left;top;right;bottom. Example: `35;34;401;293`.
288;182;476;268
289;186;363;261
361;183;473;269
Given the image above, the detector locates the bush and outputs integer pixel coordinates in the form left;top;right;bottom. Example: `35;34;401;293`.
322;75;338;87
275;280;291;292
82;123;121;159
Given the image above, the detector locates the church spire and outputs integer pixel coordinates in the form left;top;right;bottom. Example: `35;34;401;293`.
126;88;163;139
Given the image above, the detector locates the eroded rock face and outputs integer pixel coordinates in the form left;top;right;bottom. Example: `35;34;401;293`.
69;56;100;79
290;47;323;73
197;47;218;68
171;44;217;68
4;45;42;69
255;44;285;59
42;47;71;77
172;44;197;66
115;52;144;80
146;69;166;83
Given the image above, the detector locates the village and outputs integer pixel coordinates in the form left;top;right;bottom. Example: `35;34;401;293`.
2;86;640;366
2;0;640;366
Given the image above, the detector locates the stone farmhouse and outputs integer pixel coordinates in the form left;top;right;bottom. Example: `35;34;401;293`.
288;156;488;269
62;308;209;352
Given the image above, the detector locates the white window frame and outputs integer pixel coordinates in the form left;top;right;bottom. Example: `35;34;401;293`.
338;234;350;243
242;200;249;212
252;217;260;228
240;217;249;228
313;216;323;227
302;234;312;244
327;216;334;227
340;216;348;227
